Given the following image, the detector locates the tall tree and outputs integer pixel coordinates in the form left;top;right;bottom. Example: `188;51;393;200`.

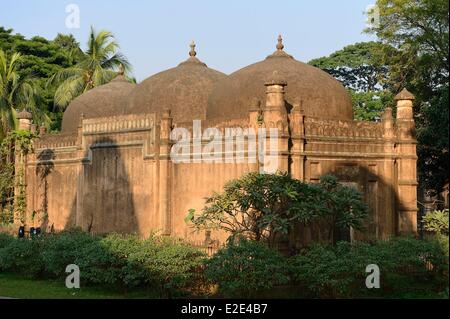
309;42;395;121
0;27;82;131
49;27;130;109
309;42;391;92
366;0;449;195
366;0;448;92
53;33;83;65
0;49;45;139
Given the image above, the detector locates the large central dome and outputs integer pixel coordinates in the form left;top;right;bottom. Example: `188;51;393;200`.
206;36;353;121
127;43;227;122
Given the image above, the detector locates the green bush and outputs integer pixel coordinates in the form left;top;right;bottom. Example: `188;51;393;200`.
41;230;98;278
204;239;290;298
99;233;150;288
0;237;45;277
75;238;124;286
289;237;449;298
0;231;206;297
0;232;13;248
188;172;368;246
0;231;446;298
144;237;206;297
422;209;449;236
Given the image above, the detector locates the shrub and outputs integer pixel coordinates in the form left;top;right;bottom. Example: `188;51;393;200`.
422;209;449;236
0;231;205;297
95;233;160;289
318;175;368;243
289;237;449;298
0;237;45;277
75;239;124;286
204;239;290;298
187;172;368;247
144;237;206;297
41;230;98;278
187;172;330;246
0;232;13;248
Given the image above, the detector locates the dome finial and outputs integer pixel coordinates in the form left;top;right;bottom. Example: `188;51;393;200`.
189;41;197;57
266;35;292;59
276;35;284;51
178;40;207;67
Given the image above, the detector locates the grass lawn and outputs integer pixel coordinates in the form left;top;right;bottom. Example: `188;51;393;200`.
0;273;446;299
0;273;161;299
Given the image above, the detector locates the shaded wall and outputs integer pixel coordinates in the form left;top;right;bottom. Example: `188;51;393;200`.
23;108;417;244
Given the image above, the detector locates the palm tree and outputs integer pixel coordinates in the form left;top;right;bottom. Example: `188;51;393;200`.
49;27;131;109
0;49;43;139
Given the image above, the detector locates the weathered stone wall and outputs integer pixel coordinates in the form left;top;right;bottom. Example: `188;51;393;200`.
25;133;80;231
22;91;418;244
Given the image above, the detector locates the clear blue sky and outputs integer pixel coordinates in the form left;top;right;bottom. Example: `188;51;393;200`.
1;0;376;81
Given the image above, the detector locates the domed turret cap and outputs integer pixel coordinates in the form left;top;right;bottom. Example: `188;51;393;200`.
17;109;32;120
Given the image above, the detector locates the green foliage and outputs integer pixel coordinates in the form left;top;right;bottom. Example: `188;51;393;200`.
318;175;369;243
49;27;131;110
308;42;396;121
204;239;289;298
187;172;329;246
0;159;14;224
0;130;36;224
188;172;368;246
289;237;448;298
0;129;37;224
40;230;99;278
0;26;132;132
0;49;46;138
366;0;449;195
366;0;448;90
422;209;449;236
142;237;206;296
0;236;45;277
0;27;80;132
312;1;449;193
0;231;205;297
0;232;13;248
74;237;124;286
0;231;447;298
416;88;449;195
351;90;394;121
309;42;392;92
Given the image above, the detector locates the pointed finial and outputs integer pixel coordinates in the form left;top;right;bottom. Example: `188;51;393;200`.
118;64;125;75
276;35;284;51
189;41;197;57
394;88;415;101
178;40;207;67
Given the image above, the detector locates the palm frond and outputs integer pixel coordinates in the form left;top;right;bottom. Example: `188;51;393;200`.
53;75;86;109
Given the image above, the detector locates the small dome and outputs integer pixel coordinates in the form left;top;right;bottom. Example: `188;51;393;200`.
61;73;135;133
127;42;227;122
207;36;353;121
